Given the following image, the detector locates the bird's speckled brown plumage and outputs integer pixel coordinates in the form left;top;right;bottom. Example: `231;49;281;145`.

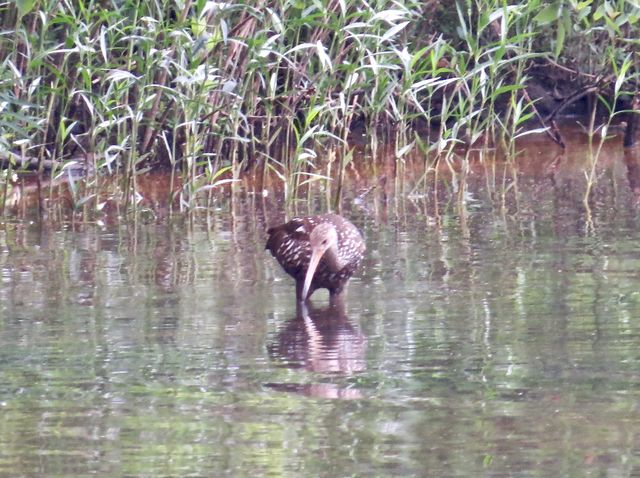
266;214;365;301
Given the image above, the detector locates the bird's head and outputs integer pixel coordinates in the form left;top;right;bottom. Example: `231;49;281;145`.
302;223;338;301
309;223;338;254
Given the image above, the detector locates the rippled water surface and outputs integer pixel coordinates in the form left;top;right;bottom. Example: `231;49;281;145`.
2;135;640;476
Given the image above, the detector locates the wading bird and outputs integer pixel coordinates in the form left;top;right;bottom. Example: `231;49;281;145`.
266;214;365;302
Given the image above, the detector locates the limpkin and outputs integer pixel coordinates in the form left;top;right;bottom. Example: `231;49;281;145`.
266;213;365;302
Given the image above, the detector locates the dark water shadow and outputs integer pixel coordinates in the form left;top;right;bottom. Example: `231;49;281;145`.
265;299;367;399
623;147;640;206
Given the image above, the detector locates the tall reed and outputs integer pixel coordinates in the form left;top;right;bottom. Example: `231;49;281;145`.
0;0;638;211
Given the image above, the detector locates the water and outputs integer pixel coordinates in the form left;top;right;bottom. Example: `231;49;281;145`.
2;135;640;476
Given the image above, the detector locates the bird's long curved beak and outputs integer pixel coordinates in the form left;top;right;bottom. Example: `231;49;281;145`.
301;245;327;301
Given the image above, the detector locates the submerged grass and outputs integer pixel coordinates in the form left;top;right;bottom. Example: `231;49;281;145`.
0;0;638;213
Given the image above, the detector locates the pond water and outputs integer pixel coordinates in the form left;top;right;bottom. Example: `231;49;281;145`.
2;131;640;476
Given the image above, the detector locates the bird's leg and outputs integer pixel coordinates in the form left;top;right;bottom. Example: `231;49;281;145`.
328;290;346;310
296;280;308;303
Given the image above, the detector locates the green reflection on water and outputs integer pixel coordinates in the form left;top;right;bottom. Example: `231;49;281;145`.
2;169;640;476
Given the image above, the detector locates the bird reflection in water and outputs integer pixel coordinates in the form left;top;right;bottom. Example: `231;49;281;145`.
266;298;367;399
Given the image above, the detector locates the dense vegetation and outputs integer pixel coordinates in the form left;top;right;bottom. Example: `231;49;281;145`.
0;0;638;207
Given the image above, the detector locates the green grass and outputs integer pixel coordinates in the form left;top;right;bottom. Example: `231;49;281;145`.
0;0;638;212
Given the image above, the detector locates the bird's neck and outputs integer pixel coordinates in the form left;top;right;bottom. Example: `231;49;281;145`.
324;243;344;271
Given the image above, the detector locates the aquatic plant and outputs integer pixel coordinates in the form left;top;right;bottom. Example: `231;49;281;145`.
0;0;637;211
